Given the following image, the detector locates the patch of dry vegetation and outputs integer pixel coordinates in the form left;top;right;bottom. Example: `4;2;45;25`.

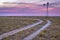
0;16;38;35
0;16;60;40
2;20;46;40
33;16;60;40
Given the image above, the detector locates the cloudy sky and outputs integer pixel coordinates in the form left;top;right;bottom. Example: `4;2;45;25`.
0;0;60;16
0;0;60;4
0;0;17;2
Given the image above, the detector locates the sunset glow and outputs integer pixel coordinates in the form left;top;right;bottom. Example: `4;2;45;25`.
0;0;60;16
0;2;4;5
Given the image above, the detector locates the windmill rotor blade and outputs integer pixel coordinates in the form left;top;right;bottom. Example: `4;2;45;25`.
33;0;60;7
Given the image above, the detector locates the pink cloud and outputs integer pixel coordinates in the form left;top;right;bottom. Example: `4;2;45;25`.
0;3;60;16
0;10;17;12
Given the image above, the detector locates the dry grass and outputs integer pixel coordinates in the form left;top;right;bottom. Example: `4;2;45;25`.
33;16;60;40
0;16;38;35
0;16;60;40
3;21;46;40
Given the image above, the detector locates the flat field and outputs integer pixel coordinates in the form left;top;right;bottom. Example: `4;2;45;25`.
0;16;60;40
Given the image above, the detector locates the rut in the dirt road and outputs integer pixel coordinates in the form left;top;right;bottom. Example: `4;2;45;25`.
23;20;51;40
0;20;43;40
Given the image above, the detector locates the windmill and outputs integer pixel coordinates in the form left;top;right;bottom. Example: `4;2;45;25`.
13;0;60;17
43;2;49;19
34;0;60;19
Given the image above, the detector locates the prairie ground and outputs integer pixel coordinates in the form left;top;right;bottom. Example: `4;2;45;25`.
0;16;60;40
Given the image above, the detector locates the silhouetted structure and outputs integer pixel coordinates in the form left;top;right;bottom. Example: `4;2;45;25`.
43;2;49;19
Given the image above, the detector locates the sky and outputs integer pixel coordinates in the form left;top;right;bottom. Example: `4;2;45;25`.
0;0;17;2
0;0;60;4
0;0;60;16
